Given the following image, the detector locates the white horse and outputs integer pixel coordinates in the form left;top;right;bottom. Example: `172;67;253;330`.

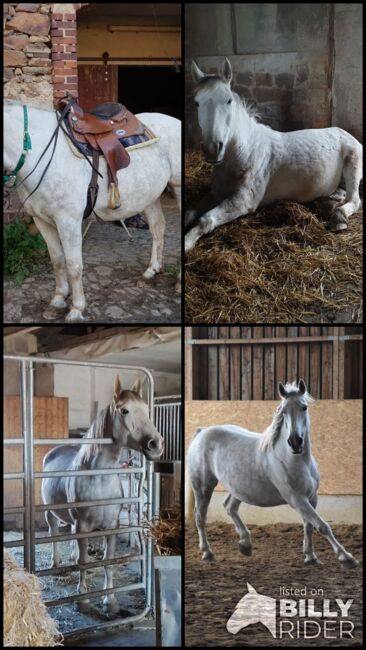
185;58;362;251
187;380;358;570
41;376;164;614
4;100;181;321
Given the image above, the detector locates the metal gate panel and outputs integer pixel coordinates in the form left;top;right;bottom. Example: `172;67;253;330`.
3;355;157;640
154;401;182;462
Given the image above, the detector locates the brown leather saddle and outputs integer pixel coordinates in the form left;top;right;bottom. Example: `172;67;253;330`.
58;98;146;215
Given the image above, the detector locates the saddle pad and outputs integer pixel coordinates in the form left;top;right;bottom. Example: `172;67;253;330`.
67;124;159;161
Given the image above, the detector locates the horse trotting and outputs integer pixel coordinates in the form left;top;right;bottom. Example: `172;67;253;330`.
185;58;362;251
41;375;164;614
187;379;358;569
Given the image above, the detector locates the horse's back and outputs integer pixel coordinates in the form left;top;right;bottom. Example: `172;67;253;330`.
188;424;260;471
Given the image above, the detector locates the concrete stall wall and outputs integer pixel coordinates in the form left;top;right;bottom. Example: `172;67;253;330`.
185;3;362;147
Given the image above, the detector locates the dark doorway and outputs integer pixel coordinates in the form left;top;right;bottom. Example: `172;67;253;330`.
118;65;182;119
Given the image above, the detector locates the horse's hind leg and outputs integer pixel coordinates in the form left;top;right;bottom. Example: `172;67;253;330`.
170;182;182;294
303;495;322;566
102;532;119;615
223;494;252;556
141;199;165;280
192;478;217;561
45;510;61;568
328;151;362;231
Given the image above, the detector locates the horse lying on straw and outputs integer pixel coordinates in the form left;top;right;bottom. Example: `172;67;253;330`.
185;58;362;251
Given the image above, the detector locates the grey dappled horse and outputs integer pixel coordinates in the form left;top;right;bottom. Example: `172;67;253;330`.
41;375;163;614
185;59;362;251
187;380;358;569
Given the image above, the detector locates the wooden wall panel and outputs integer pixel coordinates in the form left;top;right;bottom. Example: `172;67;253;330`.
4;396;69;509
185;400;362;496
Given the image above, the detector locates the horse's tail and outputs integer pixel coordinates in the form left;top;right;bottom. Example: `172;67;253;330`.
185;427;204;523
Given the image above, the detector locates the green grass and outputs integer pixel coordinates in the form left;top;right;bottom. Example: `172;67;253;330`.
165;261;181;277
4;219;48;284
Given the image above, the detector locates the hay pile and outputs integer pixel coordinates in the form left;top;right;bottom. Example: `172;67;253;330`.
146;506;181;556
185;150;363;323
4;551;63;647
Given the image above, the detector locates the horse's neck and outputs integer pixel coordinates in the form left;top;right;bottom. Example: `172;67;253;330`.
89;442;123;469
226;105;261;164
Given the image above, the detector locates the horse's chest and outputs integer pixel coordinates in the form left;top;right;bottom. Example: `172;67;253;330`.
212;163;243;200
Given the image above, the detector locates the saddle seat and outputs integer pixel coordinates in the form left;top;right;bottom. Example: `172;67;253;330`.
58;97;148;212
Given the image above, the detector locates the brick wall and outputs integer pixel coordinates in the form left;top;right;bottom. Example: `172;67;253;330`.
185;3;362;148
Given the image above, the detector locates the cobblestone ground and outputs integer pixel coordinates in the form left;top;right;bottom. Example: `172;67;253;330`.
4;195;181;323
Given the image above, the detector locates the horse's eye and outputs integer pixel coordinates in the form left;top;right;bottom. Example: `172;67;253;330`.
194;100;199;107
121;408;129;415
302;405;307;411
227;98;232;104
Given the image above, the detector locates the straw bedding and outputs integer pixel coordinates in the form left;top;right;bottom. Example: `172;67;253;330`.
185;150;362;323
4;551;63;647
147;506;181;556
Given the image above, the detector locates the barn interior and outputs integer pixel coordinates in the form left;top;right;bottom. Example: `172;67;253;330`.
4;325;182;646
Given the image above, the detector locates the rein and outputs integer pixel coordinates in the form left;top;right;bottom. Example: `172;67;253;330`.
3;105;32;185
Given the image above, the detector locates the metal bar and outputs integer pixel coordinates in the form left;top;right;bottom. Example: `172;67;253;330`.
35;497;139;511
4;472;25;479
36;554;144;576
34;467;144;478
35;526;144;544
3;438;113;445
62;606;151;641
44;581;145;607
4;539;25;548
4;507;26;514
186;335;363;345
21;361;31;572
28;361;35;572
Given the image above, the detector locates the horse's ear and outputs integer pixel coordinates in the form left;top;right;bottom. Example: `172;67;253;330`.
222;57;233;85
191;60;206;84
298;378;306;395
247;583;257;594
278;382;287;399
132;378;143;397
114;375;122;401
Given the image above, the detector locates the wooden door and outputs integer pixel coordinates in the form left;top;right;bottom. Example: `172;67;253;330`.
77;65;118;110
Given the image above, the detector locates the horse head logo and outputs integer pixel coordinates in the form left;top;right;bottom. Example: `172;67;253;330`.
226;583;276;638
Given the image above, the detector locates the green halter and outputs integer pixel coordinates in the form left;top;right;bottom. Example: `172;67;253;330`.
3;105;32;185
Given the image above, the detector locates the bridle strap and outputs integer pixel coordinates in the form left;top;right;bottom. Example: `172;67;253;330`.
3;105;32;185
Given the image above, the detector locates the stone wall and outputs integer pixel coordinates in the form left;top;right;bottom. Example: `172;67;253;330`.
4;3;52;105
185;3;362;148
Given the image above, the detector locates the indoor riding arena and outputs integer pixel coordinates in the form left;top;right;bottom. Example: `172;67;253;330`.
4;326;182;647
184;326;363;647
185;4;362;324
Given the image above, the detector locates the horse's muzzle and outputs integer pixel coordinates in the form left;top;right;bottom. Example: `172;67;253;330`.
287;434;303;454
144;436;164;460
202;141;223;164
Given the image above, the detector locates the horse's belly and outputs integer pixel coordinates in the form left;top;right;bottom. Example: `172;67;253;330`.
263;165;342;204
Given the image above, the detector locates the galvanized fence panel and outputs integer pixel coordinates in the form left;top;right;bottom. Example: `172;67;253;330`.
3;355;157;640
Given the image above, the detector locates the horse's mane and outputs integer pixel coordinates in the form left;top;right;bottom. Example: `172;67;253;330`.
233;92;262;123
259;382;314;451
72;404;111;468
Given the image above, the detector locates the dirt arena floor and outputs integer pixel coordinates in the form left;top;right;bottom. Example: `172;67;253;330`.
185;523;363;647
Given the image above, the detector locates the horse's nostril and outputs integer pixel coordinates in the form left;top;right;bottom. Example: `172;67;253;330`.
218;141;223;151
147;439;157;450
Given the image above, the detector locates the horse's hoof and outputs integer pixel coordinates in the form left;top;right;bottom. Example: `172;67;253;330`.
175;281;182;294
103;599;119;616
65;309;85;322
327;210;348;231
340;556;359;570
78;600;91;614
304;557;323;566
202;550;215;561
42;306;66;320
239;542;252;556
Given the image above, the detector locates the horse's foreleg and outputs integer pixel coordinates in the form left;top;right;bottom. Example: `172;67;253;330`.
223;495;252;556
76;527;91;613
287;495;358;569
185;187;260;252
328;151;362;231
192;479;217;561
45;510;61;568
303;495;322;565
102;533;119;615
142;199;166;279
70;524;78;564
57;218;86;322
32;217;69;318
